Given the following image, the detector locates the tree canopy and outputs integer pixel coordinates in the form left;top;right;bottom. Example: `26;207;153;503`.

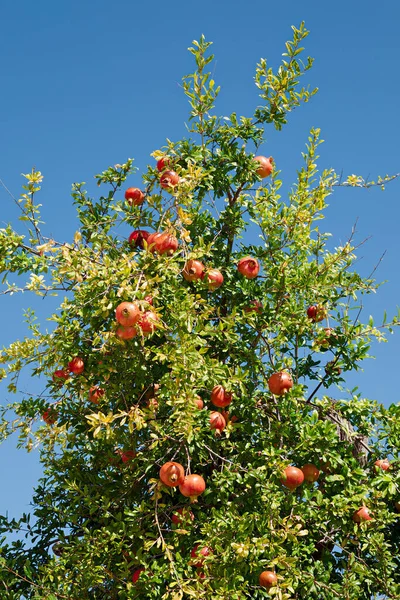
0;23;399;600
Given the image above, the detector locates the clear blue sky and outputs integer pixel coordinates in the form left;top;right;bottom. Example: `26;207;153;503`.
1;0;399;526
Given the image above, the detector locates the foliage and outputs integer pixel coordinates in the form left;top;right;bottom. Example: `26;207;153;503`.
0;23;400;600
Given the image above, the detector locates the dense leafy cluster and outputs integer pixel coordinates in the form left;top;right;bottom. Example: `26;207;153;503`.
0;24;399;600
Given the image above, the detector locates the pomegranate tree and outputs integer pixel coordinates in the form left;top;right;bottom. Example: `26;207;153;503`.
1;27;399;600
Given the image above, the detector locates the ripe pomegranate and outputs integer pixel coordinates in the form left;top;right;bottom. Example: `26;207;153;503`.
395;501;400;512
259;570;277;589
116;325;138;340
125;187;145;206
182;259;205;282
139;311;160;335
53;369;69;382
205;268;223;290
307;305;326;322
68;357;84;374
194;395;204;409
254;155;274;178
115;301;141;327
159;462;185;487
128;229;150;249
147;231;178;255
160;170;180;190
210;385;232;408
158;232;179;255
374;459;390;471
121;450;136;463
280;466;304;491
237;256;260;279
209;411;226;434
131;567;145;584
171;508;194;526
42;409;57;425
156;156;170;171
89;386;105;404
244;300;263;313
179;474;206;500
144;295;153;305
190;545;212;568
146;232;164;253
301;463;320;483
353;507;372;522
268;371;293;395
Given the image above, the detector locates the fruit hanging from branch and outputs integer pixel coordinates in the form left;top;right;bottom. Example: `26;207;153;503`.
307;305;327;322
374;459;390;471
280;466;305;491
194;395;204;409
171;508;194;526
244;300;263;313
131;568;145;584
116;325;137;340
156;156;171;172
147;231;178;255
259;570;278;589
205;268;224;290
182;259;205;282
353;506;373;522
301;463;320;483
160;170;180;190
52;369;69;383
179;474;206;501
68;357;84;374
124;187;145;206
237;256;260;279
190;545;212;568
42;409;58;425
268;371;293;395
159;462;185;487
209;411;226;434
115;302;141;327
139;311;160;335
128;229;150;249
210;385;233;408
254;155;274;178
88;386;105;404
